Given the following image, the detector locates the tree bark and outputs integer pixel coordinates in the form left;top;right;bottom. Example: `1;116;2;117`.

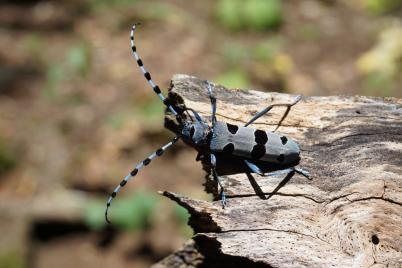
155;74;402;268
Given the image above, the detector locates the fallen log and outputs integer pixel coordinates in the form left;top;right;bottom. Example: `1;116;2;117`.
155;74;402;268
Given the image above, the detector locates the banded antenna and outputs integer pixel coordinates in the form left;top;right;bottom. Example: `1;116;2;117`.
105;136;180;223
130;23;178;116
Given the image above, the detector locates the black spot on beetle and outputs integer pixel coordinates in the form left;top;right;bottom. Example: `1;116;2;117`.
143;158;151;165
227;123;239;134
222;143;235;155
277;154;285;163
120;180;127;187
144;72;151;81
130;168;138;176
111;192;116;198
156;148;164;156
371;235;379;245
251;145;266;160
153;86;161;94
280;136;288;145
206;131;213;142
255;130;268;144
190;126;195;138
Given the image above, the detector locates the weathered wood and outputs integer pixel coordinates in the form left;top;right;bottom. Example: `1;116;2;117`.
157;74;402;267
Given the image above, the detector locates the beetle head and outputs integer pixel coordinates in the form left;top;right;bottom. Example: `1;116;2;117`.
181;120;211;146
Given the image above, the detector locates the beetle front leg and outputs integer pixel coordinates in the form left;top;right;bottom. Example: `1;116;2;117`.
206;81;217;127
210;153;226;208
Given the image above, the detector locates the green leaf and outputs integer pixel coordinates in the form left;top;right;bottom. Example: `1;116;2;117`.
44;64;64;99
67;43;91;77
243;0;283;31
172;204;193;237
216;0;283;31
172;204;189;225
0;250;24;268
84;192;159;231
253;39;283;62
215;69;250;89
0;138;16;176
216;0;244;31
140;98;164;120
363;0;402;15
90;0;139;10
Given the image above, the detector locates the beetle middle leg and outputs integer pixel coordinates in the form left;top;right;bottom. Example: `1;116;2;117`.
245;95;302;131
210;153;227;208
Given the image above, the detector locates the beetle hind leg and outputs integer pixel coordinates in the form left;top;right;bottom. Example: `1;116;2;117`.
244;160;311;180
294;167;310;178
245;95;302;131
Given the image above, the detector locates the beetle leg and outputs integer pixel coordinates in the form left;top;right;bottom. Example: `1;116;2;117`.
195;152;203;161
211;153;226;208
244;95;302;131
244;160;310;179
184;107;207;124
206;81;217;127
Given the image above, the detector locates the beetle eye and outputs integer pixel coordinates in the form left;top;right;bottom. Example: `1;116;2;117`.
206;130;213;141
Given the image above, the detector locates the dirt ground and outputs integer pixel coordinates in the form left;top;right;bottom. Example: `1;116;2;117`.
0;0;401;267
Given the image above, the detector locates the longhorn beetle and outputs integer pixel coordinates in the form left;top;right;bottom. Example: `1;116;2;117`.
105;23;310;223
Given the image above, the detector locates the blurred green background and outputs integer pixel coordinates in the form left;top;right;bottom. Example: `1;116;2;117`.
0;0;401;267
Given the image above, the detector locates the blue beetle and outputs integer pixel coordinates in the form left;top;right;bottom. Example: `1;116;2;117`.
105;24;309;223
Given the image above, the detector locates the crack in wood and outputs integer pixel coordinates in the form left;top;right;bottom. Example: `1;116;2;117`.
348;197;402;207
314;132;402;147
226;192;323;203
218;228;331;245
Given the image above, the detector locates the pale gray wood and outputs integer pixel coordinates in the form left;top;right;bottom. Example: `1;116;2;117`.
157;74;402;268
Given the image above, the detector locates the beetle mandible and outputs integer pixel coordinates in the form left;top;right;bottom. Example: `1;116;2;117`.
105;24;310;223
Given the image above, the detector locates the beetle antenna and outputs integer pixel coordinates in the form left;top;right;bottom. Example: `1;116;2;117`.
105;136;180;224
130;23;179;117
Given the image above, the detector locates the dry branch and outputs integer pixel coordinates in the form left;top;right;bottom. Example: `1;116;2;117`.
155;74;402;268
